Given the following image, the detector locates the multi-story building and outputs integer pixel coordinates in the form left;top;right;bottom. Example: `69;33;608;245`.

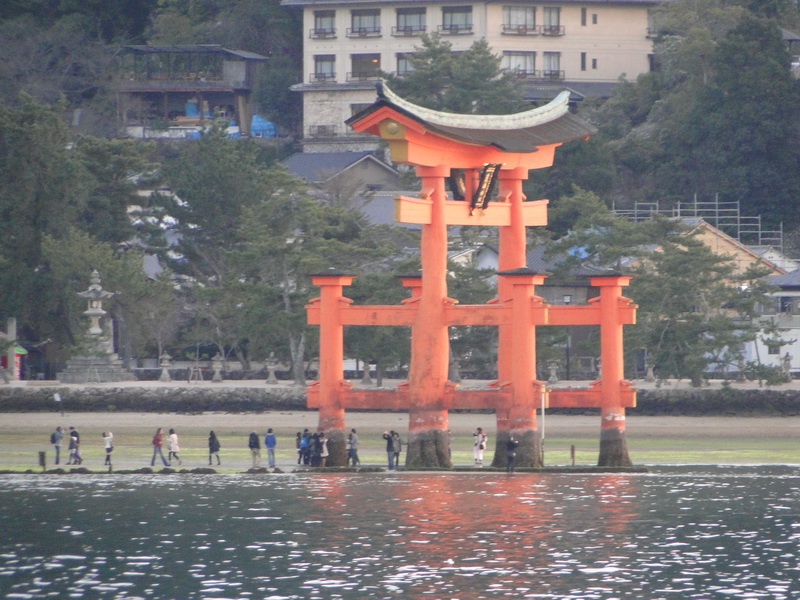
281;0;664;152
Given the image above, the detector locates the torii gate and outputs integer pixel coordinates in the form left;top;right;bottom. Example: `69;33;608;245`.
306;83;636;469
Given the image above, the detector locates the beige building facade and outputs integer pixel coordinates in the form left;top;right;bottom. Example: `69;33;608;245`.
282;0;665;151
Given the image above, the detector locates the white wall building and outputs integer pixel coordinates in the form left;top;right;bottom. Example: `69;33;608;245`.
281;0;665;151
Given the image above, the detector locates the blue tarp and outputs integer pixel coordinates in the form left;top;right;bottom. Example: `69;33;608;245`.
251;115;276;137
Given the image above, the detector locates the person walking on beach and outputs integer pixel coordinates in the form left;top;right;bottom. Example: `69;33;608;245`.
295;432;302;465
167;428;182;466
392;431;403;469
310;433;321;466
264;428;277;468
68;427;82;465
103;431;114;466
347;429;360;467
208;431;221;465
300;429;312;465
319;431;329;468
67;427;82;465
248;432;261;468
151;427;169;467
473;427;487;467
51;426;64;465
506;436;519;473
383;431;396;470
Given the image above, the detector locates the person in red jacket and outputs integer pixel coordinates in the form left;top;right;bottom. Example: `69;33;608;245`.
151;427;168;467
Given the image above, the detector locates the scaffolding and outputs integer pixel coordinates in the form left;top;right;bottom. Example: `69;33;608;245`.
613;195;783;252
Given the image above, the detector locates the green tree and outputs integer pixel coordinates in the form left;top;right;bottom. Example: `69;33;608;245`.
41;228;160;366
158;127;274;282
0;94;89;341
236;165;392;384
344;273;411;385
73;136;158;243
669;15;800;228
384;34;527;114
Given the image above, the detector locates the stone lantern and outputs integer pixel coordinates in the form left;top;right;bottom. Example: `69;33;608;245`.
211;353;224;382
265;352;279;385
159;352;173;382
78;270;114;340
57;270;134;383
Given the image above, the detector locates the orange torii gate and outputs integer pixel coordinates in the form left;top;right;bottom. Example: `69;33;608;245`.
306;83;637;468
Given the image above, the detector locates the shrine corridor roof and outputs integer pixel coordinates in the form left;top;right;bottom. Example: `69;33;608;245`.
347;82;597;153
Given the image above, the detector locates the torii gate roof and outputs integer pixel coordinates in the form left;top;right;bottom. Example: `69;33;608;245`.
346;82;597;154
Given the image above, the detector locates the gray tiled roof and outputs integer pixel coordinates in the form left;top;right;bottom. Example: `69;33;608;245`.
121;45;267;60
283;151;385;182
768;268;800;289
523;81;619;101
362;193;422;229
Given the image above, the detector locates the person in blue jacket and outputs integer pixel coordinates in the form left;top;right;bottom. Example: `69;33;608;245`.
264;428;277;468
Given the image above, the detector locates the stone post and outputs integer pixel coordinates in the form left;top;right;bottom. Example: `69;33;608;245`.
211;353;224;382
159;353;172;382
6;318;17;382
265;352;279;384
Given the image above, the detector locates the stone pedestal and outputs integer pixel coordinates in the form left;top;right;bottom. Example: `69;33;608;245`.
58;355;135;384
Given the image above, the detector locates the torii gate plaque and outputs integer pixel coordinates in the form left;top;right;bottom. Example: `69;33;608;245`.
306;83;636;469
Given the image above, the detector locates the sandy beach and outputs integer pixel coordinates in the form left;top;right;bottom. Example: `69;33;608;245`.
1;408;798;471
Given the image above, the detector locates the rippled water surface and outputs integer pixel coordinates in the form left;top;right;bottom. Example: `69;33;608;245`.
1;466;799;599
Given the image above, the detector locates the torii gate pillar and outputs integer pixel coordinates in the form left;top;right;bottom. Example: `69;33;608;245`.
406;165;452;468
593;276;634;467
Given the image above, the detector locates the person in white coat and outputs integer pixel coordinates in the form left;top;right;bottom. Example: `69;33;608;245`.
473;427;487;466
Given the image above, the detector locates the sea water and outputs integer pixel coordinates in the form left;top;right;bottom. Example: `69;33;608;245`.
1;466;799;599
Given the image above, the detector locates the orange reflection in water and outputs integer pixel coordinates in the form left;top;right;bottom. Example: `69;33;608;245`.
302;472;641;580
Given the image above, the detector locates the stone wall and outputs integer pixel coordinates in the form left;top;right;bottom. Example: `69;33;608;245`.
2;385;800;415
0;386;307;412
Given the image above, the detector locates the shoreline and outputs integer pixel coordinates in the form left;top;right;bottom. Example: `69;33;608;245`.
0;411;798;471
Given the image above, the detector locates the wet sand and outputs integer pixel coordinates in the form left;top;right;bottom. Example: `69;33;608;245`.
1;410;797;471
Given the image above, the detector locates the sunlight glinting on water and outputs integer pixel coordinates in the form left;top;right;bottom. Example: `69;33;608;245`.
0;468;799;598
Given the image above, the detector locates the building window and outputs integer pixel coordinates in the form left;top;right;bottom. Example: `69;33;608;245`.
543;52;561;79
395;8;426;35
396;53;414;76
349;53;381;81
542;7;563;35
441;6;472;34
592;13;598;25
647;9;660;37
313;55;336;82
502;51;536;77
581;52;586;71
592;58;598;69
768;344;781;355
581;7;586;26
312;10;336;38
349;9;381;37
503;6;536;34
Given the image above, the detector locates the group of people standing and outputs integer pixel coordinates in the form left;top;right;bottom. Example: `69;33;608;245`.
294;429;330;467
50;424;522;470
382;430;403;470
248;428;278;468
50;426;115;467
